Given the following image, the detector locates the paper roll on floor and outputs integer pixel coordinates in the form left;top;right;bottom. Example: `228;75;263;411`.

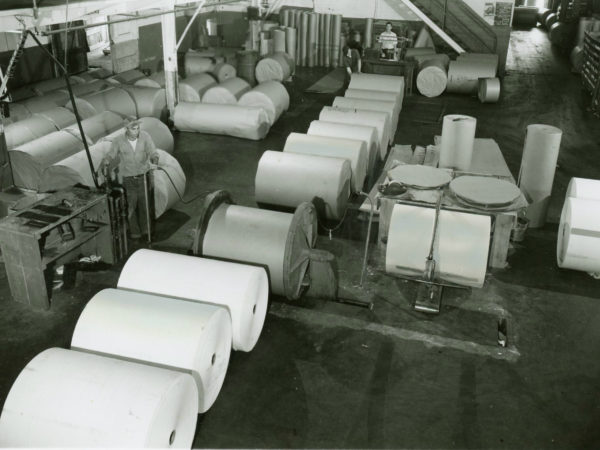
0;348;198;448
557;198;600;272
64;111;125;143
439;114;477;171
283;132;368;193
4;115;58;150
69;87;138;118
447;60;497;94
386;204;491;288
255;150;351;220
238;81;289;125
519;124;562;228
174;102;270;140
478;78;501;103
185;53;216;76
565;177;600;200
212;62;237;83
202;77;251;104
153;149;186;218
34;106;77;129
416;58;448;98
344;88;402;115
71;288;231;413
332;96;398;145
255;52;294;83
139;117;174;153
348;73;405;103
119;85;167;119
19;90;70;115
119;249;269;352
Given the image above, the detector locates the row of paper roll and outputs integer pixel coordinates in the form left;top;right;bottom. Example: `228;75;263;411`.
0;249;271;447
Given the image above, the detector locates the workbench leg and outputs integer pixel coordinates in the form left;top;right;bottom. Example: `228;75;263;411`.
489;214;514;269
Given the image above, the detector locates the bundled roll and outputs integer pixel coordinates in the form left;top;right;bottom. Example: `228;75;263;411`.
255;150;352;220
6;103;31;123
332;96;398;144
447;60;497;94
273;29;287;53
566;177;600;201
184;53;216;76
557;198;600;272
178;73;217;102
255;52;294;83
386;204;491;288
71;288;231;413
348;73;405;103
416;58;448;98
118;249;269;352
4;115;58;150
439;114;477;171
35;106;77;129
545;12;558;29
174;102;270;141
238;81;289;126
107;69;147;84
319;106;390;159
63;111;124;143
307;119;379;177
67;87;138;118
211;62;237;83
119;85;167;119
19;90;70;115
519;124;563;228
285;27;297;61
153;149;186;218
0;348;198;448
478;78;501;103
202;77;251;104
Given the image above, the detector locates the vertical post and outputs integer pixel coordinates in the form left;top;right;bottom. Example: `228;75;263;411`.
161;2;179;120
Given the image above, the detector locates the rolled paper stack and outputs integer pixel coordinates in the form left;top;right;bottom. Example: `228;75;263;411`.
438;114;477;171
202;77;251;105
4;114;61;150
447;59;497;95
178;73;217;102
238;81;290;126
119;85;167;118
63;111;125;143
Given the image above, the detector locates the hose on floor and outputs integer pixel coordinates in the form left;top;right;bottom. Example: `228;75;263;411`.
154;166;208;205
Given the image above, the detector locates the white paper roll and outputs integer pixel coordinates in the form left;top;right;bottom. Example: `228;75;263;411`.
566;177;600;201
108;69;147;84
319;106;390;159
202;77;251;104
69;87;138;118
0;348;198;448
348;73;404;103
557;197;600;272
4;115;58;150
31;76;83;95
179;73;217;102
416;58;448;98
64;111;125;143
19;90;70;115
332;96;397;145
118;249;269;352
255;52;294;83
519;124;563;228
34;106;76;129
119;85;167;119
447;60;497;94
273;29;287;53
185;54;216;76
6;103;31;123
255;150;351;220
61;79;110;98
174;102;270;141
211;63;237;82
386;203;491;287
238;81;289;125
478;78;501;103
153;149;186;218
439;114;477;171
139;117;174;153
456;52;499;72
344;88;402;113
283;132;368;193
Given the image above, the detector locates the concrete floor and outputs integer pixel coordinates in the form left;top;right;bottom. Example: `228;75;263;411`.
1;27;600;448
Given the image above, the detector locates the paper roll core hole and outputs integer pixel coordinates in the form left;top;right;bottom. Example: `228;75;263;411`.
169;430;176;446
253;304;257;314
211;353;216;365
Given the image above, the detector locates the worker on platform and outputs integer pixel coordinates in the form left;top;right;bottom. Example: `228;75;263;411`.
379;22;398;59
101;118;159;241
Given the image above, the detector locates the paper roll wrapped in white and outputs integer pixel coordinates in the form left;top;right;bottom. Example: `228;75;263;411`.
566;177;600;200
7;103;31;123
348;73;405;103
64;111;125;143
255;150;351;220
119;85;167;119
332;96;397;145
107;69;147;84
416;58;448;98
307;120;379;177
412;53;450;69
19;90;70;115
386;204;491;287
153;149;186;218
34;106;76;129
273;29;287;53
4;115;58;150
0;348;198;448
71;288;231;413
179;74;216;102
202;77;251;104
319;106;390;159
255;52;294;83
30;76;83;95
344;88;401;110
439;114;477;171
447;60;497;94
478;78;501;103
519;124;563;228
69;87;138;118
456;52;499;72
238;81;289;125
557;198;600;272
139;117;174;153
185;54;216;76
174;102;270;141
283;132;368;193
118;249;269;352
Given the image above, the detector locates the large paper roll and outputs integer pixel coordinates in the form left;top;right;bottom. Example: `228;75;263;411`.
348;73;405;104
6;103;31;123
118;249;269;352
283;132;368;193
68;87;138;118
255;150;351;220
319;106;390;159
478;77;501;103
273;29;287;54
237;50;259;86
331;15;342;68
19;90;70;115
71;288;231;413
557;198;600;272
107;69;147;84
174;102;270;141
285;27;297;61
62;79;110;98
439;114;477;171
139;117;174;153
447;60;497;94
307;13;318;67
566;177;600;201
153;149;186;218
64;111;124;143
238;81;289;125
211;62;237;83
255;52;294;83
416;58;448;98
519;124;563;228
65;98;98;119
332;96;397;145
202;77;251;104
185;53;216;76
4;115;58;150
405;47;436;59
344;88;402;116
307;119;379;178
119;85;167;119
178;73;217;102
386;204;491;288
30;76;83;95
35;106;76;129
0;348;197;448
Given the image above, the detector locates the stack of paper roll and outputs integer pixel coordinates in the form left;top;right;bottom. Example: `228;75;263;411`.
344;88;403;117
67;87;138;118
153;149;187;218
447;58;497;94
202;77;251;104
307;120;379;178
34;106;76;129
283;132;368;193
185;53;216;76
63;111;125;143
319;106;390;159
332;96;398;145
118;249;270;352
478;78;501;103
255;150;352;220
174;102;270;140
439;114;477;171
348;73;405;105
518;124;563;228
18;90;70;115
4;114;62;150
238;81;289;126
0;348;198;447
71;288;231;413
178;73;217;102
255;52;294;83
385;203;491;288
557;178;600;273
211;62;237;82
5;103;32;123
107;69;147;85
414;54;450;98
119;85;167;118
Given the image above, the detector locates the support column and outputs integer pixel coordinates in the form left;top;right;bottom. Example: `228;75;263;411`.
161;2;179;121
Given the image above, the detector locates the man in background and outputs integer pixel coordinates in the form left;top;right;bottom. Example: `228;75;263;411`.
379;22;398;59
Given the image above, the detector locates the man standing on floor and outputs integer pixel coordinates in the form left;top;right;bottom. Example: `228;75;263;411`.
379;22;398;59
101;118;159;241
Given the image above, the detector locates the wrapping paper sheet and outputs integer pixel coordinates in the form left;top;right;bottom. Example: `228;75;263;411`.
439;114;477;171
255;150;351;220
7;103;31;123
202;77;251;104
478;78;501;103
416;59;448;98
273;29;287;53
153;149;186;218
174;102;270;141
120;85;167;119
566;177;600;200
61;79;110;98
4;115;58;150
255;53;293;83
71;288;231;413
0;348;198;448
557;198;600;272
283;132;368;192
238;81;290;125
386;204;491;288
118;249;269;352
332;96;397;145
179;74;217;102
